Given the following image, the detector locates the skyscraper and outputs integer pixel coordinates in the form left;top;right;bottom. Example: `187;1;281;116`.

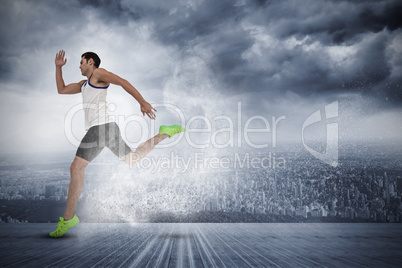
45;185;56;199
396;177;402;193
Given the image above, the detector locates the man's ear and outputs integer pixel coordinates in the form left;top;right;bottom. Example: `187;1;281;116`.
88;58;94;66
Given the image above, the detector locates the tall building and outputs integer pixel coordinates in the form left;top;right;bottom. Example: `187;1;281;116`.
298;178;303;198
384;172;389;193
45;185;56;198
384;172;390;204
273;173;278;199
396;177;402;193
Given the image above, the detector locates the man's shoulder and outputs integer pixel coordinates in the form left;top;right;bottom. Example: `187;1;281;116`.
93;68;108;76
92;68;111;86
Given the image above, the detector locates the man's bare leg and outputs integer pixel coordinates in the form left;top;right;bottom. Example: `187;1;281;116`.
64;156;89;220
50;156;88;237
120;133;169;166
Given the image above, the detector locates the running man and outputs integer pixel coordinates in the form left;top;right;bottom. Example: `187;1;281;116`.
50;50;185;238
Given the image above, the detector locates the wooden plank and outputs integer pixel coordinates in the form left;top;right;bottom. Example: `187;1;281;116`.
0;223;401;267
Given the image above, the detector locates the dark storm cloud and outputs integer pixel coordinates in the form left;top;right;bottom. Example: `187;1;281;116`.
0;1;81;52
78;0;142;22
253;0;402;45
342;34;391;90
76;0;402;46
0;0;83;85
238;0;401;101
104;0;399;104
77;0;249;48
2;0;401;104
151;0;244;47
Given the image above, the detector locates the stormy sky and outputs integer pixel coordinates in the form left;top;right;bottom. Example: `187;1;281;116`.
0;0;401;155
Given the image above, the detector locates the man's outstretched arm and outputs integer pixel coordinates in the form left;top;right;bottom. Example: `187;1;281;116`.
55;50;83;95
93;68;157;119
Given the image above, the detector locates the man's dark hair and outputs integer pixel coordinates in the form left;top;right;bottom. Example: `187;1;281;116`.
81;52;101;68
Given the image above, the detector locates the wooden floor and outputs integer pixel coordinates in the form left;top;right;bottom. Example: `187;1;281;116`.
0;223;401;267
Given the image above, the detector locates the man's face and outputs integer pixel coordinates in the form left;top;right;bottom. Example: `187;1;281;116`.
79;57;89;76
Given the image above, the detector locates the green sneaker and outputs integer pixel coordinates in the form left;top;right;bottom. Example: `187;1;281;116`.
49;215;79;238
159;125;186;138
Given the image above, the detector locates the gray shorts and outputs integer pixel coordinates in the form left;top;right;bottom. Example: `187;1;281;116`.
76;122;132;162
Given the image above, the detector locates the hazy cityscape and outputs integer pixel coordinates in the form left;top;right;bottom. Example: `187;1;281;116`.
1;142;401;224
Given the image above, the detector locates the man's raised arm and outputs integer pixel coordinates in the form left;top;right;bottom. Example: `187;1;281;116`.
93;68;157;119
55;50;82;95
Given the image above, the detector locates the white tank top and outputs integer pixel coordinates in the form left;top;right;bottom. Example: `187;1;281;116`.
81;74;114;131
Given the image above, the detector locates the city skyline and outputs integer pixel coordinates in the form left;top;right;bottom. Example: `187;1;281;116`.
1;145;401;223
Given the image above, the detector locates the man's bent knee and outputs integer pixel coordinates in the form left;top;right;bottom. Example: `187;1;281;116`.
71;156;89;172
